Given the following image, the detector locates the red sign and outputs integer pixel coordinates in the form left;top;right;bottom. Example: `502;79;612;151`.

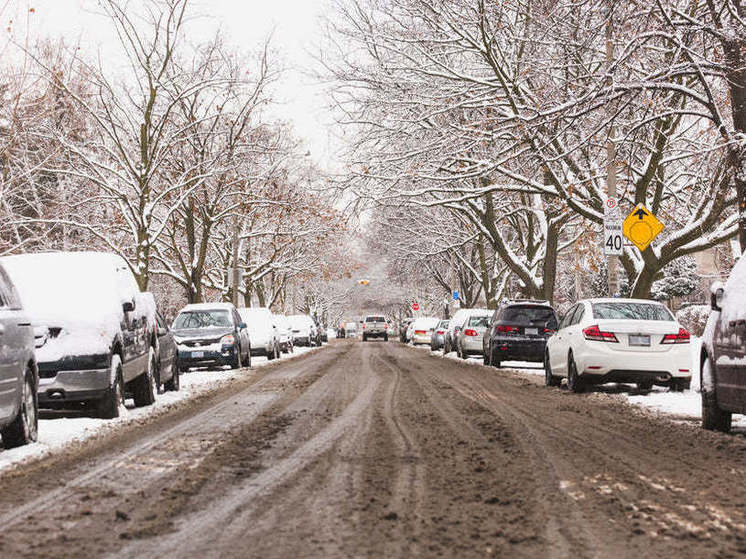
412;302;420;311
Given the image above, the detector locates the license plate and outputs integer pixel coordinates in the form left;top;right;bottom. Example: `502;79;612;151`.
628;335;650;347
192;351;204;358
525;328;538;335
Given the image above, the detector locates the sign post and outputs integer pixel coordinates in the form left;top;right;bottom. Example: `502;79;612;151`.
603;196;623;256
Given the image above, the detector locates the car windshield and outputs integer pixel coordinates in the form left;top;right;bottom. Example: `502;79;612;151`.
173;310;232;329
500;305;557;327
592;302;673;321
468;316;489;328
366;316;385;322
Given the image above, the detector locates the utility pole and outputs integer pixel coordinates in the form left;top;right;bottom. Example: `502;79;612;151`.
605;2;618;297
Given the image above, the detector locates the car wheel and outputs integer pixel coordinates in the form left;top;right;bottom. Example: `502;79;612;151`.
701;355;731;432
567;354;584;394
231;346;242;369
1;366;38;448
636;380;654;391
164;356;180;392
670;379;689;392
98;355;125;419
483;345;490;365
384;334;388;342
133;347;157;407
362;334;367;342
267;347;275;361
544;351;561;388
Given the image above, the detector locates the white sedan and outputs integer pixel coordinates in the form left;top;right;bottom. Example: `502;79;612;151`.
545;298;691;393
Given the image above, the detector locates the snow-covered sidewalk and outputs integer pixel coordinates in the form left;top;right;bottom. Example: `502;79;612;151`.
0;346;319;473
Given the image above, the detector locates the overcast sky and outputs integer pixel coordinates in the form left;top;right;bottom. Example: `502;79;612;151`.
5;0;338;166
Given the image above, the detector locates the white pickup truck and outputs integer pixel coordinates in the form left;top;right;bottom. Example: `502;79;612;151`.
362;315;388;342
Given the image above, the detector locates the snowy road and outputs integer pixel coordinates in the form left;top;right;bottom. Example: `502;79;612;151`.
1;340;746;558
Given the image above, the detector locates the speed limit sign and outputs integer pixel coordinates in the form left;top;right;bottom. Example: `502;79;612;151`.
603;197;623;256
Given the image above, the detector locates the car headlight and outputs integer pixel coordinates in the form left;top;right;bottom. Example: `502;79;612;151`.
221;333;235;346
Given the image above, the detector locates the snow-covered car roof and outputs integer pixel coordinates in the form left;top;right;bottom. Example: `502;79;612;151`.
179;302;236;312
462;308;492;316
581;297;668;305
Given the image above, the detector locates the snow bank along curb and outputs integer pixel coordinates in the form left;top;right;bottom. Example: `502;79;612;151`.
418;338;745;429
0;346;323;473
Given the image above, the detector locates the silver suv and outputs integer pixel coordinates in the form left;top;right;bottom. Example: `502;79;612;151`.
0;264;38;448
362;315;388;342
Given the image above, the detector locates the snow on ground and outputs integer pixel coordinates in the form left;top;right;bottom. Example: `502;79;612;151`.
426;337;746;428
0;346;320;473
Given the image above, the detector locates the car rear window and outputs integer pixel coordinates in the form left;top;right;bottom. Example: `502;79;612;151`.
592;302;673;321
366;316;385;322
499;305;557;327
468;316;489;328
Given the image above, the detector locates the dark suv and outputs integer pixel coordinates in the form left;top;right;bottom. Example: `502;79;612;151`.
483;300;558;368
701;256;746;432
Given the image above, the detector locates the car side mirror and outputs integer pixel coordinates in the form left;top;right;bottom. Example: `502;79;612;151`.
122;301;135;313
157;327;167;337
711;281;724;312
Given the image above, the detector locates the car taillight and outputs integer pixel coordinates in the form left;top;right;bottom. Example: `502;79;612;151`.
464;329;478;337
362;324;366;329
543;328;555;335
436;329;445;335
582;325;618;343
496;325;519;333
661;328;690;344
415;330;426;335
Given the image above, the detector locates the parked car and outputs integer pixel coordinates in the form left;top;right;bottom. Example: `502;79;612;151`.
455;310;492;359
155;312;180;392
289;314;318;346
386;322;397;338
345;321;358;339
700;256;746;432
274;315;294;354
410;317;440;345
172;303;251;371
399;318;414;343
430;319;449;351
1;252;159;419
0;263;38;448
238;307;280;360
362;315;388;341
484;300;557;368
443;309;473;354
545;298;690;393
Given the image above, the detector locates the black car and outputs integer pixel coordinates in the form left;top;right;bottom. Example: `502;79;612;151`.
483;300;558;368
172;303;251;371
155;312;180;392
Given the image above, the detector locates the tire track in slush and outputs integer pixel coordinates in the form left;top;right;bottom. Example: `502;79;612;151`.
117;358;380;559
0;345;344;532
371;346;427;556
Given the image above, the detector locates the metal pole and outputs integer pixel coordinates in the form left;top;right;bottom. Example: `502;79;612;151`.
606;3;618;297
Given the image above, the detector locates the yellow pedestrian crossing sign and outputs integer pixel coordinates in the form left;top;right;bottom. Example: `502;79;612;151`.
623;204;664;252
